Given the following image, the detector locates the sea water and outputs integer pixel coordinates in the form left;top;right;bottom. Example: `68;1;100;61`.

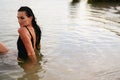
0;0;120;80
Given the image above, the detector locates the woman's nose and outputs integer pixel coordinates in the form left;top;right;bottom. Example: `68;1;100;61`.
18;19;22;24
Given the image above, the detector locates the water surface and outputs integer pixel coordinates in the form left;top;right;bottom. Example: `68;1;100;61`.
0;0;120;80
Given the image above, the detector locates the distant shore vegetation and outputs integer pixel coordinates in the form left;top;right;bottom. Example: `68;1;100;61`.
88;0;120;3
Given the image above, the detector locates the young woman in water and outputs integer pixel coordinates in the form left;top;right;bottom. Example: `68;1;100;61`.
17;6;41;64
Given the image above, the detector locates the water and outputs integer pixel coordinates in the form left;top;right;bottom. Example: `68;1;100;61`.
0;0;120;80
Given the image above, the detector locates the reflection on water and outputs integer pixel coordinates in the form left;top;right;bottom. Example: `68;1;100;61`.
17;52;44;80
18;61;42;80
89;2;120;36
69;0;89;23
69;1;79;19
1;0;120;80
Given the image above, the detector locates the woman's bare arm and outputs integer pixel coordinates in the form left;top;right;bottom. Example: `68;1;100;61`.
18;27;37;63
0;42;9;53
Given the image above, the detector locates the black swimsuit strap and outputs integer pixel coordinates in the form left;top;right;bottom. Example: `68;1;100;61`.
26;27;34;48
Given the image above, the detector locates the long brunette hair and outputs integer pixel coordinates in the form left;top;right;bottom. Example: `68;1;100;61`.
18;6;41;50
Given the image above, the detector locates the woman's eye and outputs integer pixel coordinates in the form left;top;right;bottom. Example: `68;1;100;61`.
20;17;24;19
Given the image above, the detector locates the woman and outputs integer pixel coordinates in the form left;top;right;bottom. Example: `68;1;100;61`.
17;6;41;63
0;42;9;53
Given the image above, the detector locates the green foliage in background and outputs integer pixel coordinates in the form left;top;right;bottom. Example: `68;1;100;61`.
88;0;120;3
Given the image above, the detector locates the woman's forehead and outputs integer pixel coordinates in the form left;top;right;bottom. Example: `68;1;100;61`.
17;11;26;16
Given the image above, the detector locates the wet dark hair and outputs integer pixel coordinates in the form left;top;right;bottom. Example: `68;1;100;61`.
18;6;41;50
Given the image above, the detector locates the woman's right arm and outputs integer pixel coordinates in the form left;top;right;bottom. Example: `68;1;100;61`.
18;28;37;63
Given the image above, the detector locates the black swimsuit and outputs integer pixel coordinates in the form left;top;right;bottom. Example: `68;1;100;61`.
17;27;34;61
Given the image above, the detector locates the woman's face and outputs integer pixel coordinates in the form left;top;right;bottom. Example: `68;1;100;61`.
17;11;32;27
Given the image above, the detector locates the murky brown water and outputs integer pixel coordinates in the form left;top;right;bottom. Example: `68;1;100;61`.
0;0;120;80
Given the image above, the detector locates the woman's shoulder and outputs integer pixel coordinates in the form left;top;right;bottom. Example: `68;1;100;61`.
18;27;31;40
18;27;27;33
18;27;29;37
